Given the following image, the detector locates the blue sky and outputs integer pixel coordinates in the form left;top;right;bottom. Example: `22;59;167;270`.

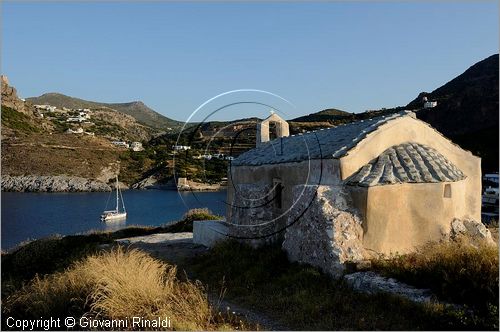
2;2;498;122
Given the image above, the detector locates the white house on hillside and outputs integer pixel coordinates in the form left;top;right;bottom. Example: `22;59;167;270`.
172;145;191;151
112;141;130;148
131;142;144;151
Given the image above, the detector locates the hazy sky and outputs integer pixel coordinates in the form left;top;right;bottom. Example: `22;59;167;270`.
2;2;498;122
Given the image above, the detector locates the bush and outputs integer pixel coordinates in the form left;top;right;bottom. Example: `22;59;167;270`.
182;208;221;222
371;239;499;328
166;208;222;233
3;247;242;330
1;106;40;133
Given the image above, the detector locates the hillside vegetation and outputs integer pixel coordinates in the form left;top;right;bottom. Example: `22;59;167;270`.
1;106;40;134
1;103;152;184
1;132;122;179
291;108;351;123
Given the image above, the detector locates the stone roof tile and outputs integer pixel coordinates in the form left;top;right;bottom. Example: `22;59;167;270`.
232;111;415;166
347;143;466;186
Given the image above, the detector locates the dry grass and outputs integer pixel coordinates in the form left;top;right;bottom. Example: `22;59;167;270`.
371;239;499;315
3;247;245;330
188;240;495;330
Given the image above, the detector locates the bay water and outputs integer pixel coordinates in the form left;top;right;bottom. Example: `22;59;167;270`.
1;190;227;250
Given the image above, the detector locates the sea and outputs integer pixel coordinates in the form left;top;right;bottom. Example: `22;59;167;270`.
1;190;227;250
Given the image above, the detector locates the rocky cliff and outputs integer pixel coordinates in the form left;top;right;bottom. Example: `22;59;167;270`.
1;75;27;114
1;175;111;192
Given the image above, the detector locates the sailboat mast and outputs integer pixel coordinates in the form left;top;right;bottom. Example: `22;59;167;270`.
116;176;119;212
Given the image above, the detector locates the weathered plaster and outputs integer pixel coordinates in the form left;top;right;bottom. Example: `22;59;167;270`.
338;116;481;221
361;181;467;254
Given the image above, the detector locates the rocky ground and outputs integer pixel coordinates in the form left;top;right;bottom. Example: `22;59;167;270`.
1;175;111;192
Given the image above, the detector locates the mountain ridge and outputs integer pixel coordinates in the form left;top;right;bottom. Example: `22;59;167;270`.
410;54;499;172
290;54;498;171
27;93;182;130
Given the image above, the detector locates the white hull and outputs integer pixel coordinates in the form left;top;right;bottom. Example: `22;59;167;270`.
102;212;127;221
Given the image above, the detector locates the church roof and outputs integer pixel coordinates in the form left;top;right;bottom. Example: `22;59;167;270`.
232;110;415;166
347;142;466;186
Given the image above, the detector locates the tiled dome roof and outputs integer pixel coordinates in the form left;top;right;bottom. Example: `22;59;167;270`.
347;142;466;186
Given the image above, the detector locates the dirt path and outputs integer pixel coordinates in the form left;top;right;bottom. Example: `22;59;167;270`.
116;233;289;330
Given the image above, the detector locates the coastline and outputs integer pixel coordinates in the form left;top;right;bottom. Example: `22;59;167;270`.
1;175;227;193
1;175;111;192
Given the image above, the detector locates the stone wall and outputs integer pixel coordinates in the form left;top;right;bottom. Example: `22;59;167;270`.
282;185;367;277
226;159;342;224
228;183;284;245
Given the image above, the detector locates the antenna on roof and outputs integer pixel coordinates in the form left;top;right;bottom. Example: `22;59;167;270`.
269;109;275;115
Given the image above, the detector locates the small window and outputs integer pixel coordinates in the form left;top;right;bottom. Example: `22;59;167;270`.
273;178;283;209
444;184;452;198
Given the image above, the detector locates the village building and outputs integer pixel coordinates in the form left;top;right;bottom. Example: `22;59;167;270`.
66;127;84;134
422;96;438;108
424;101;438;108
130;141;144;151
216;111;489;276
66;116;87;123
35;104;56;112
78;111;91;119
172;145;191;151
111;141;130;148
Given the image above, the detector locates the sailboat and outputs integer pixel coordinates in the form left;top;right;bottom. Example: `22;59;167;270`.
101;176;127;222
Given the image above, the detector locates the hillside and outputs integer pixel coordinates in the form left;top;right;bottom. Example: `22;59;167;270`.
4;54;497;187
288;107;407;134
291;108;351;123
409;54;499;172
27;93;182;130
1;78;157;186
408;54;499;136
290;55;499;171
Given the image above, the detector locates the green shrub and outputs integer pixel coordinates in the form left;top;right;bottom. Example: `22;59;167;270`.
1;106;40;133
166;208;222;233
182;208;221;222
